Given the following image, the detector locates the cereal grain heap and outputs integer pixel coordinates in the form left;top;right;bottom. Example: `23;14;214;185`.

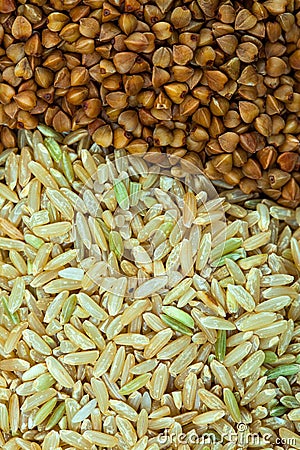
0;128;299;449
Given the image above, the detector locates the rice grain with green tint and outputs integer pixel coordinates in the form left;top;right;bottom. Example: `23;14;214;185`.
223;388;241;422
114;180;130;210
162;306;194;328
266;365;300;380
119;374;152;395
160;314;193;336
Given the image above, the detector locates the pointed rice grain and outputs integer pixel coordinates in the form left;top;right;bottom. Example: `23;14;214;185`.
235;312;276;331
46;188;74;219
169;343;198;376
83;430;119;447
266;364;300;380
60;294;77;324
227;285;256;312
46;356;74;388
0;404;9;433
116;416;137;446
4;322;28;355
160;314;193;336
64;324;95;350
223;388;241;422
291;237;300;271
236;350;265;378
210;238;243;262
134;277;168;299
156;336;191;360
88;217;108;252
42;430;60;449
162;306;194;329
183;192;197;228
144;329;173;359
32;398;57;427
8;277;25;314
199;316;236;331
256;296;292;312
44;138;62;163
130;359;158;375
193;410;225;426
119;374;151;396
210;360;234;390
91;378;109;414
224;342;252;367
148;363;168;400
109;399;138;421
182;372;197;410
44;278;82;293
242;231;271;251
0;358;29;372
23;330;52;356
163;279;193;305
198;388;226;410
77;293;108;321
9;393;19;435
121;300;150;326
114;180;130;211
225;258;246;285
72;399;97;423
0;217;24;240
94;342;116;377
28;161;58;189
279;428;300;448
255;320;288;338
215;330;226;362
241;376;267;406
63;351;99;365
61;151;74;183
0;182;19;203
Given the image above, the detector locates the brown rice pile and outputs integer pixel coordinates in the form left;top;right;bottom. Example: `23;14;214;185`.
0;126;299;449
